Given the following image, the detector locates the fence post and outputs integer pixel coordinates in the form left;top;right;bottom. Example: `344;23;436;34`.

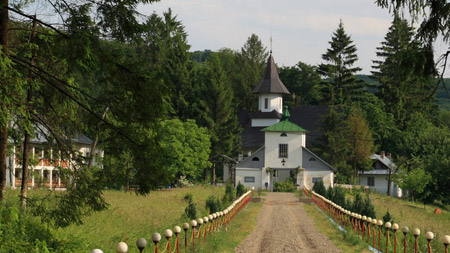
425;231;434;253
182;223;189;248
115;242;128;253
190;220;197;250
377;220;383;252
443;235;450;253
385;222;391;253
173;226;181;253
152;233;161;253
164;229;173;253
402;226;409;253
362;216;367;240
372;219;377;249
136;238;147;253
392;223;399;253
413;228;420;253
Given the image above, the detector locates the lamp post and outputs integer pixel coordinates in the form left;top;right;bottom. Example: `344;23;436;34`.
174;226;181;253
443;235;450;253
196;218;203;239
202;217;209;240
136;238;147;253
91;249;103;253
372;219;377;248
362;216;367;240
413;228;420;253
392;223;399;253
425;231;434;253
116;242;128;253
182;223;189;248
385;222;392;253
164;229;173;253
190;220;197;249
152;233;161;253
377;219;383;252
402;226;409;253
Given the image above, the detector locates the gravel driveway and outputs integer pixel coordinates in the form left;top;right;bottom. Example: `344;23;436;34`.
235;192;342;253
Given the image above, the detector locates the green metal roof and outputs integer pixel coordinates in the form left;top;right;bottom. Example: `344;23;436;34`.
262;119;308;132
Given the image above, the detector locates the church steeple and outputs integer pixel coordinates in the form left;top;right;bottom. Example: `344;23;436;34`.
252;53;290;95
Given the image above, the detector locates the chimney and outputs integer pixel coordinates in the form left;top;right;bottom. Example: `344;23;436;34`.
381;151;385;159
238;153;243;162
387;153;392;160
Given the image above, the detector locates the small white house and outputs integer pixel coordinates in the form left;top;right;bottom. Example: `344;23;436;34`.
359;152;402;197
228;53;335;190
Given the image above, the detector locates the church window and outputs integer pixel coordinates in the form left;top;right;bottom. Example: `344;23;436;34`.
279;144;288;158
244;177;255;183
264;98;268;109
280;132;287;137
312;177;323;183
309;157;316;161
367;177;375;186
252;157;259;161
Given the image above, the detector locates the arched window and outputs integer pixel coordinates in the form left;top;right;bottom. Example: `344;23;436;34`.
309;157;316;162
280;132;287;137
252;157;260;161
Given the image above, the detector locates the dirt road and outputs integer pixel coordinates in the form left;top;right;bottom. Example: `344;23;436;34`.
235;192;342;253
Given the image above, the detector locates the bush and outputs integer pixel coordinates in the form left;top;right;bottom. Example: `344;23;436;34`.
273;181;296;192
312;180;326;196
363;197;376;218
184;200;197;220
183;193;193;202
205;195;222;213
0;204;79;252
382;209;394;224
236;182;246;197
351;193;365;214
331;186;346;207
222;182;236;205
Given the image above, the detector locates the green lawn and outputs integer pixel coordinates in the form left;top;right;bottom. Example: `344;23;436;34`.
368;192;450;237
6;186;245;252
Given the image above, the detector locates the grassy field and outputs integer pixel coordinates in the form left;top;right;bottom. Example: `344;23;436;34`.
6;186;260;252
368;192;450;238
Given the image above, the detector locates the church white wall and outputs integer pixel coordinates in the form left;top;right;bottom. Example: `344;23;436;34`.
251;118;280;127
236;168;262;189
304;170;334;189
258;94;283;113
264;132;304;168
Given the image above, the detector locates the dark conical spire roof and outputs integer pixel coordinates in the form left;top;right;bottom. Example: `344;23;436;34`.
252;53;290;94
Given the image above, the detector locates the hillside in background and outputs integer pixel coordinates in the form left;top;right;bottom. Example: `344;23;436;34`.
356;75;450;110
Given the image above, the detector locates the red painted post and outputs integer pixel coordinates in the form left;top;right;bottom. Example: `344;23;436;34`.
402;227;409;253
378;226;382;252
414;235;418;253
373;224;376;249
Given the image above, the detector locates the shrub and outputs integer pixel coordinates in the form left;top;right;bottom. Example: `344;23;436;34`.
332;186;346;207
273;181;296;192
362;197;376;218
205;195;222;213
184;200;197;220
312;180;326;196
222;182;236;205
351;193;365;214
236;182;246;197
183;193;193;202
382;209;394;224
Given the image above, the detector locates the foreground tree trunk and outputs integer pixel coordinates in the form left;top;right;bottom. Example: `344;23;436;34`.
0;0;9;202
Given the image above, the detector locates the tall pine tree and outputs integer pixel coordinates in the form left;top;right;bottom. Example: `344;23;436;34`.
372;14;437;129
318;20;367;105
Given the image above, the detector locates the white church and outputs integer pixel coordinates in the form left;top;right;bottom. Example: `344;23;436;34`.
224;53;335;191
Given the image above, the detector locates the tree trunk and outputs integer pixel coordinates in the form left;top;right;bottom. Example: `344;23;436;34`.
87;106;109;169
0;0;9;202
20;17;38;208
211;162;216;185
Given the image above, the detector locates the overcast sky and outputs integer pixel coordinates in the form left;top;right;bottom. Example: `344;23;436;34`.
137;0;398;74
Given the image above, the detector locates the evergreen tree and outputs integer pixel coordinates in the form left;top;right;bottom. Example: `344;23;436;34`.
318;20;367;105
314;107;352;183
345;107;375;178
372;14;437;129
234;34;268;112
194;54;241;157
